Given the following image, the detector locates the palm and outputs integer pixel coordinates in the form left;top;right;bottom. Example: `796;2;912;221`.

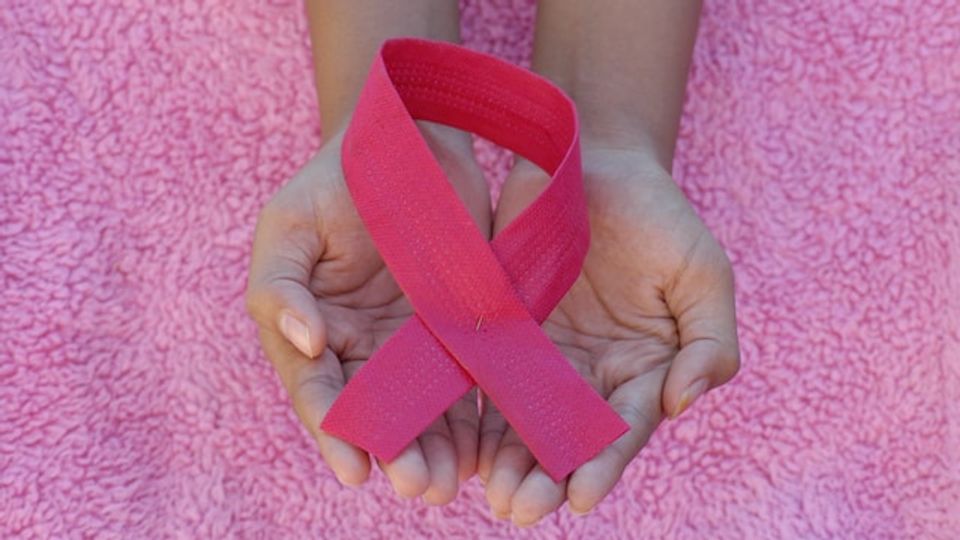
248;125;491;504
298;135;411;372
544;148;708;410
480;148;738;524
307;128;492;361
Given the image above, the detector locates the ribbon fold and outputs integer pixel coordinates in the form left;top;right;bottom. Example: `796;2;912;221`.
321;38;628;481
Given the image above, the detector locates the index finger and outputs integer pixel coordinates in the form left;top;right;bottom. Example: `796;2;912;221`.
566;366;667;514
259;328;370;486
245;188;327;358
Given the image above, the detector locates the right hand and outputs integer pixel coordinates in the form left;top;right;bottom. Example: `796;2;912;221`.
245;123;491;505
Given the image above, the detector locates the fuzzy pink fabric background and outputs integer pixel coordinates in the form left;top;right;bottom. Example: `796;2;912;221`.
2;0;959;538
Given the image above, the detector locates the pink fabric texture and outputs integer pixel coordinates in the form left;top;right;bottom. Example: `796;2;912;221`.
322;38;626;481
2;1;958;538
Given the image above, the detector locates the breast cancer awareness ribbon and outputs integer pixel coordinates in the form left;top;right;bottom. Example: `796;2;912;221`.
320;38;628;482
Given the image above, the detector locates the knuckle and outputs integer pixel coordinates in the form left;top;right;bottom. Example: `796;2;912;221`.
480;426;508;441
706;242;734;282
447;414;480;434
254;198;293;239
725;344;742;379
254;196;283;230
244;283;281;326
707;337;741;384
260;190;314;233
418;429;451;447
480;410;507;434
296;368;342;397
243;285;266;319
717;253;735;288
680;233;735;292
615;400;658;431
245;275;307;325
497;438;531;458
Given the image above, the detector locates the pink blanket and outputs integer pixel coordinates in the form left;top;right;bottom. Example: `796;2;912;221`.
2;1;958;538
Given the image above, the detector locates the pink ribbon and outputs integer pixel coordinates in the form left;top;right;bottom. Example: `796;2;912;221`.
321;38;628;481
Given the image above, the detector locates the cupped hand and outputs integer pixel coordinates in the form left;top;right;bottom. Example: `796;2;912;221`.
245;123;491;504
478;147;740;525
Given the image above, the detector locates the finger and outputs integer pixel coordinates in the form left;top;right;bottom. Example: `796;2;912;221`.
419;415;459;505
446;388;479;483
246;191;326;358
662;243;740;419
485;427;536;520
377;441;430;500
260;330;370;486
663;340;739;419
567;370;665;515
510;466;567;527
493;158;550;235
477;392;508;483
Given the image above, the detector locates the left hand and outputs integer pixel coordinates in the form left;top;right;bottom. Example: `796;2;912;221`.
478;146;740;525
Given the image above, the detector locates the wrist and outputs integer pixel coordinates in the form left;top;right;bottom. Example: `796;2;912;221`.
527;1;701;175
579;144;672;183
579;120;673;173
308;1;462;135
533;72;678;171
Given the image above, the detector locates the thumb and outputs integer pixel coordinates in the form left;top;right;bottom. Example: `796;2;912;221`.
662;239;740;419
245;193;327;358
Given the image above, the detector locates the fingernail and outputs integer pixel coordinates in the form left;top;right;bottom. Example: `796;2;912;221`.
672;378;709;419
279;311;313;357
511;513;536;528
569;505;590;517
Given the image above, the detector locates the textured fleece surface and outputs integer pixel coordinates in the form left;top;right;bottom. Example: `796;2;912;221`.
1;0;958;538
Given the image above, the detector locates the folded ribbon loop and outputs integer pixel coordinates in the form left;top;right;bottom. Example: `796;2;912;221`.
321;38;628;481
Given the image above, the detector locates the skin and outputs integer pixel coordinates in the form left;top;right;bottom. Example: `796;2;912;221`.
247;0;487;505
478;1;741;526
246;124;488;504
245;0;740;524
481;152;739;525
